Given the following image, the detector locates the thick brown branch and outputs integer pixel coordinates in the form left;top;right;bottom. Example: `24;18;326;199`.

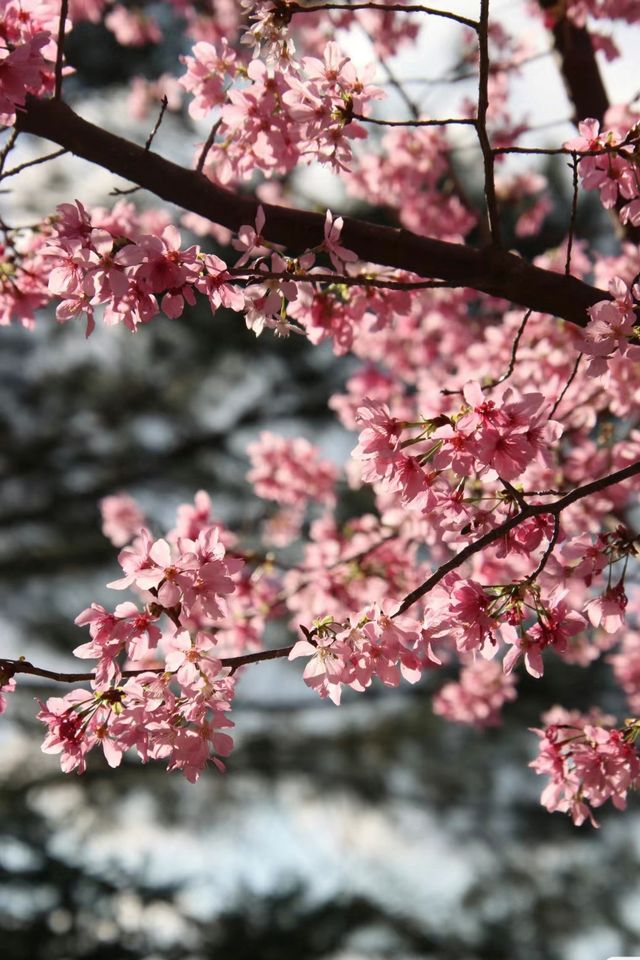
538;1;608;125
16;96;611;327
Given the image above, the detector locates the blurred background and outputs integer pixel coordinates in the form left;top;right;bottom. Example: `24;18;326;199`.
2;2;640;958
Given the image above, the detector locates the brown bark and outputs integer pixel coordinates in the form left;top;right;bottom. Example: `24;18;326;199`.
17;96;609;327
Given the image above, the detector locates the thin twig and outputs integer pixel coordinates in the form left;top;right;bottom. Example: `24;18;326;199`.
476;0;501;247
493;145;570;156
487;309;532;388
197;118;222;173
524;513;560;583
110;184;141;197
492;144;615;157
0;129;19;175
229;269;463;291
54;0;69;100
107;99;168;196
565;151;579;276
383;49;552;88
291;1;479;30
0;148;67;180
0;645;297;685
441;309;532;396
376;55;420;120
352;113;476;129
549;353;582;418
522;489;563;497
392;457;640;617
144;95;168;151
448;118;578;157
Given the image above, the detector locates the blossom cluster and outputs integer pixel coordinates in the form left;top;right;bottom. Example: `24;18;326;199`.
347;125;476;242
530;708;640;826
37;669;235;781
34;502;248;780
288;604;433;706
181;38;383;183
352;383;562;517
3;188;640;820
581;276;640;377
40;200;245;335
247;431;337;507
566;118;640;229
2;200;372;340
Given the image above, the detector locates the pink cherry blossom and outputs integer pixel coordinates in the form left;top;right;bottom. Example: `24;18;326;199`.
247;431;337;507
322;210;358;271
530;708;640;826
585;582;628;634
100;492;145;547
434;660;517;728
0;675;16;715
179;38;236;118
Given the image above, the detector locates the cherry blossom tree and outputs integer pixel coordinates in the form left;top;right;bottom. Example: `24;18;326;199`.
1;0;640;827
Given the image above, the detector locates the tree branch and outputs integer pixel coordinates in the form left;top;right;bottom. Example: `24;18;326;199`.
291;1;478;30
230;270;461;291
0;535;400;685
352;114;476;128
392;458;640;617
5;462;640;686
0;644;296;685
53;0;69;100
16;97;612;327
0;148;67;181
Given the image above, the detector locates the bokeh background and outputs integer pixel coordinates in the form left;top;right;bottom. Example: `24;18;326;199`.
2;2;640;958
